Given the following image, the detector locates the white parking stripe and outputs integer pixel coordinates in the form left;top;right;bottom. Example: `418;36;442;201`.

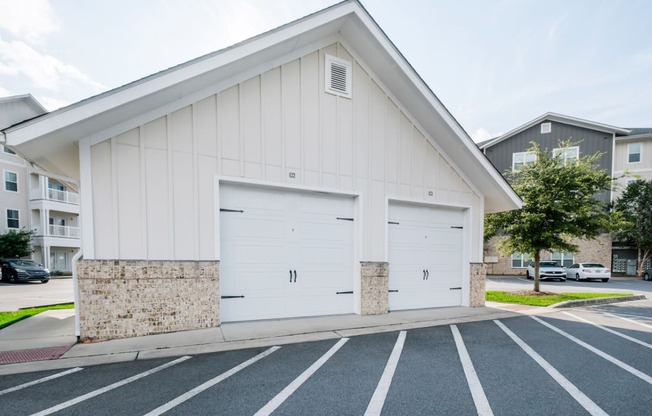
451;325;493;416
29;356;191;416
364;331;406;416
563;311;652;349
0;367;83;396
144;347;280;416
531;316;652;385
255;338;349;416
604;312;652;330
494;320;608;416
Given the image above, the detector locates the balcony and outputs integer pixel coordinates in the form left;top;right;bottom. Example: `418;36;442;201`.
31;188;79;205
48;224;81;239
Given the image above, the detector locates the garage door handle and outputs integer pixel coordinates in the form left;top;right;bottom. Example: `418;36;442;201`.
426;270;429;280
293;270;297;282
289;270;292;282
423;270;426;280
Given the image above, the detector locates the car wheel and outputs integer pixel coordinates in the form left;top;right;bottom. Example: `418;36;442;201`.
601;278;609;282
8;273;16;284
41;279;49;284
575;273;580;281
644;272;651;281
526;271;532;279
560;278;566;281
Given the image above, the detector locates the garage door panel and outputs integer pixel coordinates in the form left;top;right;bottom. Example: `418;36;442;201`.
220;184;354;322
389;202;464;311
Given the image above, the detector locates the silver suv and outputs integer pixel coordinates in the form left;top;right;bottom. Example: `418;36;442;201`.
526;261;566;281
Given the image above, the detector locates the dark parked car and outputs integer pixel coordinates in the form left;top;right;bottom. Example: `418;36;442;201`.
1;259;50;283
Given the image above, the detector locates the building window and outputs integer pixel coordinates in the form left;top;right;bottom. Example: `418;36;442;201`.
540;122;552;134
512;151;537;171
3;145;16;155
551;251;574;268
4;171;18;192
511;252;532;268
553;146;579;164
628;143;641;163
6;209;19;229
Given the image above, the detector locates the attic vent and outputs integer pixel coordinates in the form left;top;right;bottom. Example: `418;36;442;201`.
541;122;552;134
325;55;352;98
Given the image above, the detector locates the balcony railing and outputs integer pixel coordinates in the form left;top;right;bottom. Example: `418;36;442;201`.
47;225;81;239
30;188;79;205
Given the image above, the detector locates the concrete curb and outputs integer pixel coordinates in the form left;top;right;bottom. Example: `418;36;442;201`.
550;294;647;308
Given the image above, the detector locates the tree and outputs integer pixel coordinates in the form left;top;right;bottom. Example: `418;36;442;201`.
0;228;35;258
611;179;652;277
485;141;612;291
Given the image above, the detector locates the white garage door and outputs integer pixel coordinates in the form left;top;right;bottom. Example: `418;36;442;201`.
388;203;464;311
219;184;355;322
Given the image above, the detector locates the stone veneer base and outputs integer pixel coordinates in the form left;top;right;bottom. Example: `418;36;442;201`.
76;259;219;341
360;262;389;315
470;263;486;307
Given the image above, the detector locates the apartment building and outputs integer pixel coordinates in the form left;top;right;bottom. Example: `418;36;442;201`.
0;95;80;273
479;112;652;275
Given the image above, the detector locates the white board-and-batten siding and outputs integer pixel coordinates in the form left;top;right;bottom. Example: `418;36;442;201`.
88;43;482;261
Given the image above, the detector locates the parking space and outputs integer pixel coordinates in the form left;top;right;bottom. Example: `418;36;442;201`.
1;300;651;415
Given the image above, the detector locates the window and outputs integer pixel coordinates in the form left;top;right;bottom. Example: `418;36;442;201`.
6;209;19;229
2;145;15;155
628;143;641;163
551;251;574;268
4;171;17;192
512;151;536;171
553;146;579;164
540;122;552;134
511;252;532;268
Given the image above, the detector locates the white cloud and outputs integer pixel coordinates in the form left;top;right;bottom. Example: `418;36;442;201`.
0;85;10;96
471;128;498;143
0;38;105;91
37;95;70;112
0;0;59;44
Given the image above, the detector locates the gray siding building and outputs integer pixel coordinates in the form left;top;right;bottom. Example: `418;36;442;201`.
479;112;649;275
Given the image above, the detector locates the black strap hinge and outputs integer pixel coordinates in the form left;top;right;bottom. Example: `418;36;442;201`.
220;209;244;213
388;221;399;225
221;295;245;299
451;226;463;229
337;217;354;221
336;291;354;295
449;287;462;290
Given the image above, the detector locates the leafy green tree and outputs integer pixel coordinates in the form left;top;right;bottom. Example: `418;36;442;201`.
611;179;652;277
0;228;35;258
485;141;612;291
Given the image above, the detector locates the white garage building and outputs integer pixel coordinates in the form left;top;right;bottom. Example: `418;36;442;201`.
3;1;520;340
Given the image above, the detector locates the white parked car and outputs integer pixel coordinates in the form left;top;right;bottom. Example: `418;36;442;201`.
565;263;610;282
526;261;566;281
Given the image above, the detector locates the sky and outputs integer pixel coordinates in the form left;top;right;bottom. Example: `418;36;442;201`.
1;0;651;142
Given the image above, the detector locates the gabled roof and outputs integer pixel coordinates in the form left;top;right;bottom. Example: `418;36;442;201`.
479;112;631;150
0;94;48;130
1;0;520;213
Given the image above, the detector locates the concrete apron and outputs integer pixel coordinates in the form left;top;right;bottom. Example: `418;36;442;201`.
0;306;523;375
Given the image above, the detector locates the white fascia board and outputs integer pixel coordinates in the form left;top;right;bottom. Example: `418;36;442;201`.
4;2;359;147
87;34;340;147
348;9;521;211
614;133;652;142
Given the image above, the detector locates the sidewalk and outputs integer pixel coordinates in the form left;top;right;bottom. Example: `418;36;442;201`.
0;306;524;375
0;295;644;376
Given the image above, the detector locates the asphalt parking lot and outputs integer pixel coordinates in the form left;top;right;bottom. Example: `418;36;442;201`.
1;299;651;415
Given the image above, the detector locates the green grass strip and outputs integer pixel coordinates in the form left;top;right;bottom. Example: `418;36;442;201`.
486;291;632;307
0;303;74;330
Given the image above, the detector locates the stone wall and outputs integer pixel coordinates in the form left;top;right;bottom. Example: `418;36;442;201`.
360;262;389;315
77;260;219;341
484;234;613;275
469;263;486;307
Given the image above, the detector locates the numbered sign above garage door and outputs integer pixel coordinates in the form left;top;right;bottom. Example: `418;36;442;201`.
219;183;355;322
388;202;465;311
